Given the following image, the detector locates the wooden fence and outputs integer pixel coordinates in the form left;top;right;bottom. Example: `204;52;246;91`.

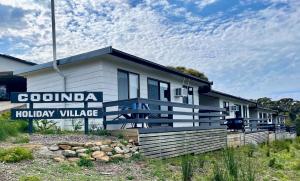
138;127;227;158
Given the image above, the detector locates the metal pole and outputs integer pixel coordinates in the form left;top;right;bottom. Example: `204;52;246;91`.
28;103;33;134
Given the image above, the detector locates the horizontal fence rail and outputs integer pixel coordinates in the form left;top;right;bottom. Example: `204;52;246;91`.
103;98;226;129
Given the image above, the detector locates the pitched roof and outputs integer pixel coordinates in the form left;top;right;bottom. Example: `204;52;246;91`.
0;54;36;66
15;46;212;85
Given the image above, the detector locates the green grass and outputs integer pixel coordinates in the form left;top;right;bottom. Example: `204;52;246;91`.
0;147;33;163
19;176;41;181
77;157;94;167
13;135;30;144
0;112;28;141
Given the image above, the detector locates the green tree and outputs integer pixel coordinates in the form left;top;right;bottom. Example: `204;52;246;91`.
167;66;209;81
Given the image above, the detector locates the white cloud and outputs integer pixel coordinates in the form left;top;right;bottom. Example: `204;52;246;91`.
0;0;300;100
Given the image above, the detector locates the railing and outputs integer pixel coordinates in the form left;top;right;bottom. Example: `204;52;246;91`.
103;98;226;129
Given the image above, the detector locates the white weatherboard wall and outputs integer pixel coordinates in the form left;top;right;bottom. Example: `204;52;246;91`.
0;56;32;72
219;98;250;120
25;56;207;130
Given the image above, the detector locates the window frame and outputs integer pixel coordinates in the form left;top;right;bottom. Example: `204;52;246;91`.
117;69;140;100
182;85;194;105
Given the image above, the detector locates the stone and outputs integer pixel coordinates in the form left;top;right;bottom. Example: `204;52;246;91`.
84;142;94;147
38;146;56;158
124;153;132;159
100;145;113;152
95;141;103;146
62;150;77;157
92;151;106;159
78;153;89;158
53;157;65;162
76;148;88;153
97;155;110;162
114;146;124;154
130;146;138;152
111;143;117;147
91;146;100;151
72;147;84;151
67;157;80;162
111;154;124;159
49;145;59;151
59;142;84;147
128;139;134;143
102;139;112;145
122;147;130;154
58;144;72;150
107;152;113;156
52;150;63;157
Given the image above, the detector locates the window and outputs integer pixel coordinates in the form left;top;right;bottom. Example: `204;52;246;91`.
117;70;139;100
0;85;7;100
183;86;193;104
223;101;230;116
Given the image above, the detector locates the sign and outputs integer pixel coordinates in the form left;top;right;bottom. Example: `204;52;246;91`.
11;92;103;103
12;108;103;119
11;92;104;135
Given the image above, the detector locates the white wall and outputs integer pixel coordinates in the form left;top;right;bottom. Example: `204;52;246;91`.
0;56;33;72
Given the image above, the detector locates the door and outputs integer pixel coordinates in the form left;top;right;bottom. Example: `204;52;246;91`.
147;78;172;127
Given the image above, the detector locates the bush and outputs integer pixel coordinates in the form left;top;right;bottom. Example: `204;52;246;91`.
244;144;256;157
270;140;290;152
19;176;41;181
0;147;33;163
131;153;144;161
268;158;283;169
0;112;28;141
223;148;238;180
77;157;93;167
90;128;111;136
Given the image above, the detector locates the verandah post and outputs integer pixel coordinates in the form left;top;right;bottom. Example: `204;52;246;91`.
84;101;89;134
28;102;33;134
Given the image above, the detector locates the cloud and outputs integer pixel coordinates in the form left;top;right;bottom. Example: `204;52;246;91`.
0;0;299;100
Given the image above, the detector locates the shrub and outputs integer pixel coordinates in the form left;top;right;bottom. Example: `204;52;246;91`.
181;155;194;181
266;147;270;157
268;158;283;169
117;133;125;139
223;148;238;180
34;120;57;133
270;140;290;152
109;156;125;163
0;112;28;141
126;175;135;180
212;164;226;181
90;128;111;136
245;144;256;157
77;157;93;167
19;176;41;181
0;147;33;163
120;140;128;146
131;153;144;161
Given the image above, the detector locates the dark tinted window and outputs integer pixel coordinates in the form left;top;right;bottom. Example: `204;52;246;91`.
118;71;129;100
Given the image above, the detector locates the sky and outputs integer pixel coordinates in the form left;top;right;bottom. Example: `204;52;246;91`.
0;0;299;101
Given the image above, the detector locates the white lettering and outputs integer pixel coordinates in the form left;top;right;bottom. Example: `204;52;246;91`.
43;94;53;102
31;94;41;101
74;93;84;101
85;93;97;101
61;93;72;102
18;94;28;102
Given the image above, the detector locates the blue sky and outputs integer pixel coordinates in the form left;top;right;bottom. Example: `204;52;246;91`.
0;0;299;100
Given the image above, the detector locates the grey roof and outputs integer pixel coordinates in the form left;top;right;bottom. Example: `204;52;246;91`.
203;89;257;104
0;54;36;66
15;46;212;85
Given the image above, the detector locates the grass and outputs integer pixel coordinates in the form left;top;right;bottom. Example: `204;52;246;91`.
0;112;28;141
77;157;94;167
19;176;41;181
0;147;33;163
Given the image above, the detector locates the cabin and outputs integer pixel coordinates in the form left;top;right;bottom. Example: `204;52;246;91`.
0;54;36;101
16;47;225;131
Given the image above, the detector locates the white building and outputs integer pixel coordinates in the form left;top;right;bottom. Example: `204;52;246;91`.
16;47;220;130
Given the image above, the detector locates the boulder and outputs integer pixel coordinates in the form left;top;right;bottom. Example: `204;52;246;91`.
97;155;110;162
84;142;94;147
114;146;124;154
102;139;112;145
91;146;100;151
62;150;76;157
53;157;65;162
92;151;106;159
95;141;103;146
111;154;125;159
72;147;84;151
38;146;56;158
107;152;113;156
49;145;59;151
58;144;72;150
59;142;84;147
67;157;80;162
100;145;113;152
76;149;88;154
124;153;132;159
128;139;134;143
122;147;130;154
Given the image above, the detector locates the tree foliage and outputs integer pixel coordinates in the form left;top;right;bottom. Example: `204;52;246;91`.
167;66;209;81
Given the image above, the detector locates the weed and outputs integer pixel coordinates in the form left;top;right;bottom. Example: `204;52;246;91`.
181;155;194;181
19;175;41;181
117;133;125;139
110;156;125;163
266;147;270;157
120;139;128;146
0;147;33;163
212;163;226;181
293;161;300;171
270;140;290;152
268;158;283;169
13;135;30;144
223;148;238;180
34;120;57;133
126;175;135;180
0;112;28;141
90;128;111;136
245;144;256;157
77;157;93;167
131;153;144;161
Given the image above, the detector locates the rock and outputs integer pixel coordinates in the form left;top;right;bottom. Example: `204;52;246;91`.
91;146;100;151
62;150;77;157
128;139;134;143
84;142;94;147
107;152;113;156
111;143;117;147
102;139;112;145
114;146;124;154
78;153;89;158
59;142;84;147
92;151;106;159
130;146;138;152
124;153;132;159
53;157;65;162
52;150;63;157
100;145;113;152
95;141;103;146
49;145;59;151
38;146;56;158
72;146;84;151
76;149;88;153
97;155;110;162
122;147;130;154
58;144;72;150
67;157;80;162
111;154;124;158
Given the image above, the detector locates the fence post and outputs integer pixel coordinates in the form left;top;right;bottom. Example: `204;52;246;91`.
28;103;33;134
84;101;89;134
